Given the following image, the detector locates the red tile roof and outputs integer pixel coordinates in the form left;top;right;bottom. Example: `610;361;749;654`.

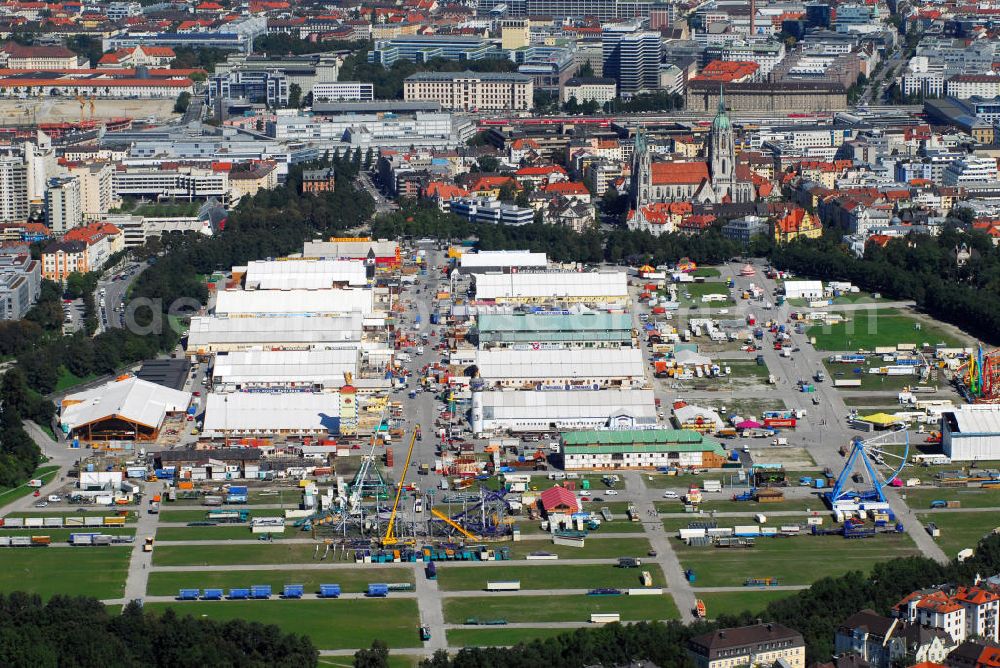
539;486;577;513
651;161;709;185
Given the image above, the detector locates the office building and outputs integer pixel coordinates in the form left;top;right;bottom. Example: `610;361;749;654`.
45;176;82;233
561;77;617;104
449;197;534;225
403;71;533;111
603;24;661;94
369;36;499;67
40;240;88;281
311;82;374;102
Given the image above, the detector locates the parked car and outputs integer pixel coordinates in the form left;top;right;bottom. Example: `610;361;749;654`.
662;491;679;499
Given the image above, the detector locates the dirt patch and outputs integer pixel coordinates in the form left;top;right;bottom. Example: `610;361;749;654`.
0;98;179;124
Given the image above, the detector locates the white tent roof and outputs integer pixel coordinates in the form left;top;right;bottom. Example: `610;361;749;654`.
674;349;712;366
477;389;656;420
187;314;363;348
62;377;192;430
243;259;368;289
214;288;374;316
212;349;359;385
475;348;644;381
202;393;341;435
473;271;628;300
460;250;547;270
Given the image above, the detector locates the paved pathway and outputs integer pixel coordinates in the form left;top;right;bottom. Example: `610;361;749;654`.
413;562;447;652
123;481;162;603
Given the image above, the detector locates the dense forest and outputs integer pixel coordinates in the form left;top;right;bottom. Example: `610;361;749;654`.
0;595;316;667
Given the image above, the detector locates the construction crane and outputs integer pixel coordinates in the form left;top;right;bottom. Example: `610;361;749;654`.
431;508;478;541
75;94;86;124
381;424;420;547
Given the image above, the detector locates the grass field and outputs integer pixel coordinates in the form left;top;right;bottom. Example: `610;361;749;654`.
676;533;919;587
54;367;100;392
823;360;927;392
699;590;797;618
699;399;788;419
443;593;679;623
691;267;722;278
155;525;267;541
808;309;964;351
152;542;353;566
671;282;735;307
690;496;828;514
158;509;223;523
447;627;569;647
436;563;666;591
0;466;60;508
0;548;130;599
642;472;736;489
902;487;1000;510
145;567;413;596
915;511;999;558
507;536;651;560
143;599;420;649
322;658;422;668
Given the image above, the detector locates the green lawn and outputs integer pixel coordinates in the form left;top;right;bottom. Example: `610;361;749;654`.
686;496;827;514
155;525;271;541
823;360;927;392
677;533;919;587
152;542;349;566
808;309;964;352
158;509;230;523
446;627;572;647
915;511;1000;558
54;367;100;392
699;591;797;618
691;267;722;278
145;567;413;596
642;472;736;489
507;536;651;560
902;488;1000;510
143;599;420;650
0;466;60;508
0;548;130;599
437;563;665;591
443;593;678;623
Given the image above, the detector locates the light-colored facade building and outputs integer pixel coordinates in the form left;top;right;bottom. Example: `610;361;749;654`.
45;176;82;233
561;429;727;470
689;624;806;668
67;163;115;220
403;71;533;111
0;158;28;223
561;77;617;105
311;82;374;102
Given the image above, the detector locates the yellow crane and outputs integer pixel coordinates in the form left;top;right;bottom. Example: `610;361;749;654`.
430;508;478;542
381;425;420;547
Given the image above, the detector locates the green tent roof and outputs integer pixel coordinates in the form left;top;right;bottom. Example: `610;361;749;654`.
560;429;724;455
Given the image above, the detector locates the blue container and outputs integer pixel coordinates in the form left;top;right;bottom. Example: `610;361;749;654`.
250;585;272;599
202;589;223;600
367;583;389;597
319;584;341;598
229;588;250;600
229;486;248;495
283;584;304;599
178;589;200;600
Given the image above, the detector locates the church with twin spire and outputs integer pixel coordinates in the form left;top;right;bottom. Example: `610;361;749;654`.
629;90;757;230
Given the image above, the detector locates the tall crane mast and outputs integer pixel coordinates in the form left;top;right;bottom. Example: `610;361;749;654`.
382;425;420;547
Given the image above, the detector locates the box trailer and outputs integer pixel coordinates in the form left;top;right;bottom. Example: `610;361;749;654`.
591;613;621;624
487;581;521;591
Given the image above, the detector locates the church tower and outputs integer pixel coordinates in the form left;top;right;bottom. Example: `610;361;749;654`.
631;127;651;209
709;86;735;187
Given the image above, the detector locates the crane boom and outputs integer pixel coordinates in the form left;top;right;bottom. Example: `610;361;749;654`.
382;424;419;546
430;508;479;541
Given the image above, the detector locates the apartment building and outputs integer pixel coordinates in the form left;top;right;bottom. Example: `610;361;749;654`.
0;159;29;223
895;586;1000;643
946;75;1000;100
41;240;88;281
0;252;41;320
45;176;82;233
688;623;805;668
228;162;279;201
66;163;115;220
98;45;176;69
63;223;124;273
403;72;533;111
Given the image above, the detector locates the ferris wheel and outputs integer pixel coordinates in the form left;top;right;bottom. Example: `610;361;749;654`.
827;428;909;507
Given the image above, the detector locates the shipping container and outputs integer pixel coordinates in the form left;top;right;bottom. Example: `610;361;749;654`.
486;581;520;591
319;584;341;598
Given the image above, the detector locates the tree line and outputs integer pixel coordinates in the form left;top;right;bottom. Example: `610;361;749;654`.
0;595;316;667
771;222;1000;346
371;202;744;266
